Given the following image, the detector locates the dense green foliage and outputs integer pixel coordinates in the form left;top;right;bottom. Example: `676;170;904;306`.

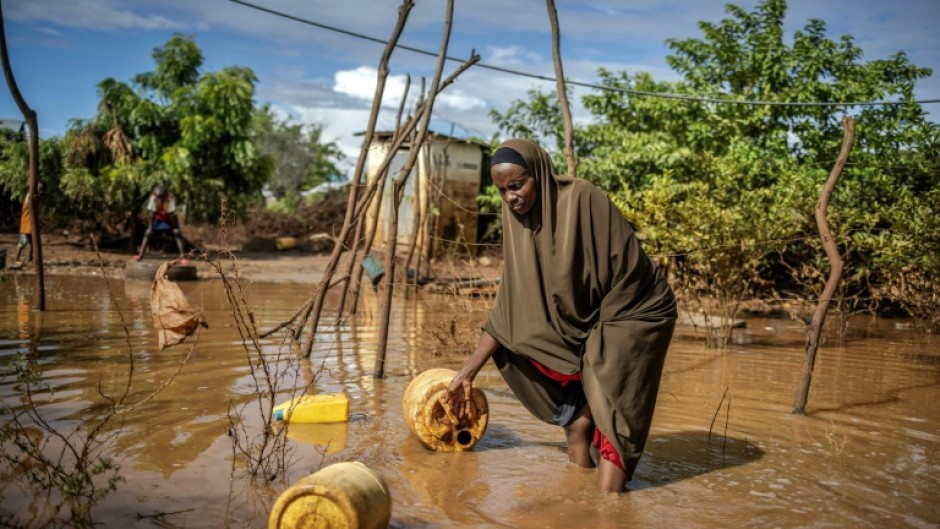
62;34;271;223
0;34;345;230
252;106;345;212
491;0;939;331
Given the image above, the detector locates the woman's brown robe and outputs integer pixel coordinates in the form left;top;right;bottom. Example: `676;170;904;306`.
484;138;677;479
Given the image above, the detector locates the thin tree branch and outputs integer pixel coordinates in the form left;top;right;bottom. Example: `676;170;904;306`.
793;116;855;415
546;0;577;177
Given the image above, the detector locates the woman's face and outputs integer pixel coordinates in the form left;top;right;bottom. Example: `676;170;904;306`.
492;163;537;215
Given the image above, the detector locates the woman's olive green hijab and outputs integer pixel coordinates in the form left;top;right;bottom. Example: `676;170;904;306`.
484;138;677;479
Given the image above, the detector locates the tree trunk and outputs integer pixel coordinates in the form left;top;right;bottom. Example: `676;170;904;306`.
793;116;855;414
374;0;455;378
293;0;414;353
0;3;45;310
546;0;577;177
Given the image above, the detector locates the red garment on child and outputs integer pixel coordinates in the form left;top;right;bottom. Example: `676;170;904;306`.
529;359;624;470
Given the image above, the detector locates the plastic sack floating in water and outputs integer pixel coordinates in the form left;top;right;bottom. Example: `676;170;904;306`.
150;261;207;350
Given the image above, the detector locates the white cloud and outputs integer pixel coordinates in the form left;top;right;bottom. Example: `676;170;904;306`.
435;89;486;112
285;105;399;173
333;66;413;110
7;0;184;31
332;66;487;114
36;27;63;37
487;46;544;66
265;62;494;170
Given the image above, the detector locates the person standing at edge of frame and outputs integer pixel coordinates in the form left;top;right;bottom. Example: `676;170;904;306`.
14;182;42;268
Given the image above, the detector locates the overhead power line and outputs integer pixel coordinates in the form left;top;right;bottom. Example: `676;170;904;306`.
229;0;940;108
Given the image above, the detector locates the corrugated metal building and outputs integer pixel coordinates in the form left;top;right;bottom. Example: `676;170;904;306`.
365;131;490;257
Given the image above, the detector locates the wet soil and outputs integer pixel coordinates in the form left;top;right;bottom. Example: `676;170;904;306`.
0;232;333;285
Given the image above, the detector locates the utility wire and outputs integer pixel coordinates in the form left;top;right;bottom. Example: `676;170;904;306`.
229;0;940;108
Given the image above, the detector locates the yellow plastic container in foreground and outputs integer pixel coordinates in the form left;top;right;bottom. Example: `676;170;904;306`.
268;461;391;529
402;368;488;452
274;394;349;423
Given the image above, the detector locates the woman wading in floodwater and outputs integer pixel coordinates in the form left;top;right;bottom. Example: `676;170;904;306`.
445;138;677;492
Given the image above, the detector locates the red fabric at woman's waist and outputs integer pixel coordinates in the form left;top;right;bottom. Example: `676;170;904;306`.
529;358;580;387
529;357;624;471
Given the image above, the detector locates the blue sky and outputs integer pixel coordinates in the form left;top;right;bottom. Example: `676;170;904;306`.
1;0;938;168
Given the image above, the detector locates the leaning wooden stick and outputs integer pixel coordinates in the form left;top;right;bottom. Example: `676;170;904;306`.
374;0;456;378
336;74;413;319
288;0;414;345
293;56;479;359
402;141;433;294
793;116;855;415
546;0;577;177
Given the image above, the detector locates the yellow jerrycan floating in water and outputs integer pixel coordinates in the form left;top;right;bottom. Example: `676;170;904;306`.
402;368;488;452
268;461;391;529
274;393;349;423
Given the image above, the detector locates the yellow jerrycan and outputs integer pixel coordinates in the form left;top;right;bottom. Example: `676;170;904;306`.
401;368;488;452
273;393;349;424
268;461;391;529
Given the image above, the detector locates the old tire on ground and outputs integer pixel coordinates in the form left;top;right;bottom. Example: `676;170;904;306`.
125;259;198;281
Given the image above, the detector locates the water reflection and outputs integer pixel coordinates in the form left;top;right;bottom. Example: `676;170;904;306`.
281;421;349;455
0;276;937;528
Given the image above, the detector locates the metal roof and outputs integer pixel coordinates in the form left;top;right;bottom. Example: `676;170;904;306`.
356;129;490;149
0;119;26;133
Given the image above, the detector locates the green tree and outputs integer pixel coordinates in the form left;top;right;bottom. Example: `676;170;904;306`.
491;0;940;334
251;106;345;211
0;134;64;214
60;34;272;224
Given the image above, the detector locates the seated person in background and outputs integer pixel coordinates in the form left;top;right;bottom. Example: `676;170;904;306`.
134;184;189;265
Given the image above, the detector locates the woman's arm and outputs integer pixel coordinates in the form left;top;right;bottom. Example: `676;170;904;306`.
444;330;500;418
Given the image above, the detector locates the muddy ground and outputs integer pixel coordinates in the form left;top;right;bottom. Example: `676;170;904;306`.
0;189;400;284
0;228;503;288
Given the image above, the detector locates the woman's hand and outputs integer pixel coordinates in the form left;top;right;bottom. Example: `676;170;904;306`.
445;372;475;419
443;331;501;420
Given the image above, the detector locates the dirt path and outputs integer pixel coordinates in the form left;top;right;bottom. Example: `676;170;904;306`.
0;234;334;284
1;234;500;286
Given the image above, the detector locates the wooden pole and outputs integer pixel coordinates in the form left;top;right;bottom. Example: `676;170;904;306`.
423;150;446;279
402;139;432;291
295;55;476;357
350;63;480;313
374;0;455;378
546;0;577;177
793;116;855;415
0;2;45;310
291;0;413;347
340;75;413;319
349;87;424;315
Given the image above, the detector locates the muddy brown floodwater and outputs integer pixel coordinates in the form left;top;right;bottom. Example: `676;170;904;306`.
1;273;938;528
